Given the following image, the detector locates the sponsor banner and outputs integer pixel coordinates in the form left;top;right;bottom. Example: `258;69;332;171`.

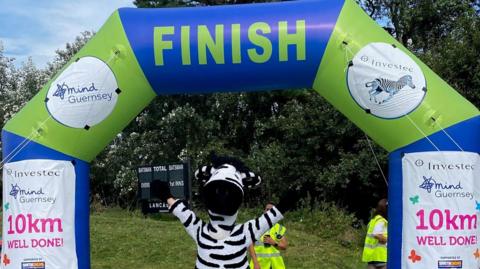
46;56;119;129
402;152;480;269
347;42;426;119
1;160;78;269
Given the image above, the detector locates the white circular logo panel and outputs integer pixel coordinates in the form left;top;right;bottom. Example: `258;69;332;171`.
46;57;119;128
347;42;426;119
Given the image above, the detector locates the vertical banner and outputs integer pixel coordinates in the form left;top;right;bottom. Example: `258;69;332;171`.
402;152;480;269
1;160;77;269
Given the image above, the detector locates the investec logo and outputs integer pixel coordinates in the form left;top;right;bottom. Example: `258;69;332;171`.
6;168;61;178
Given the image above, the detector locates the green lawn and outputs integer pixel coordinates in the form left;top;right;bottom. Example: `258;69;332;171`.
91;208;366;269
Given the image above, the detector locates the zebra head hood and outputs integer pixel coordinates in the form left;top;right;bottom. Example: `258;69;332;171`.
195;156;261;239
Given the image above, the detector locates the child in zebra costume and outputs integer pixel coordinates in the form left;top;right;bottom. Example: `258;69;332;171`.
157;156;294;269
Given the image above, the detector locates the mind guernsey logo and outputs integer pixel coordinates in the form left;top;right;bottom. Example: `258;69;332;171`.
347;42;426;119
46;57;119;129
51;82;113;105
9;184;45;200
9;183;56;205
418;176;463;194
53;82;100;101
418;176;473;200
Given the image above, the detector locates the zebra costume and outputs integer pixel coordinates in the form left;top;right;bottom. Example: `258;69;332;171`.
169;200;283;269
168;163;284;269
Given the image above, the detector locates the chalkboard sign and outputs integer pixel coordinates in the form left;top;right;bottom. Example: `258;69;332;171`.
138;162;191;214
138;166;153;200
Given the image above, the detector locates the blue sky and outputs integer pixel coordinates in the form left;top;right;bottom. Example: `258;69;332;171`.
0;0;135;67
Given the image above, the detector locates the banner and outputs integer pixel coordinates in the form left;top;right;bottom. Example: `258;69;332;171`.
1;160;77;269
402;152;480;269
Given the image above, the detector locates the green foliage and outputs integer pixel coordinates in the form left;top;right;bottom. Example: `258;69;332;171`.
285;205;365;248
420;13;480;106
360;0;480;106
360;1;479;45
0;54;48;123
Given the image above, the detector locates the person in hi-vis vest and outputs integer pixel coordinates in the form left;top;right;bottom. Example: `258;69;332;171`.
249;203;288;269
362;198;388;269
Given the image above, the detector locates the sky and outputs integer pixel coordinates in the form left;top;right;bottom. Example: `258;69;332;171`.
0;0;135;68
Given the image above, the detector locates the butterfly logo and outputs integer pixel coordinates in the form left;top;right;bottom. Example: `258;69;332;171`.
9;184;20;199
408;249;421;263
475;201;480;212
409;195;419;205
2;254;10;266
474;249;480;259
53;83;68;100
419;176;435;193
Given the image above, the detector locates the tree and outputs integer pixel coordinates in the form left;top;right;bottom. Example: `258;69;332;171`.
359;0;480;106
0;43;17;122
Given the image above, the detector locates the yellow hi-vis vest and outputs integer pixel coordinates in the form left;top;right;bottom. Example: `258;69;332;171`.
362;215;388;263
251;223;286;269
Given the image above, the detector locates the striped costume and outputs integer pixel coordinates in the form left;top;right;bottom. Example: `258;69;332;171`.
159;157;294;269
169;200;283;269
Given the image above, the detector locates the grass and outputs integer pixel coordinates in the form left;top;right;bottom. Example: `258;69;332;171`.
91;207;366;269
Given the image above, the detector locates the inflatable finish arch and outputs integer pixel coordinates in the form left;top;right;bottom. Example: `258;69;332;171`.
2;0;479;268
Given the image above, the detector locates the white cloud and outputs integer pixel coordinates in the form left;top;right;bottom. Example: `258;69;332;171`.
0;0;134;67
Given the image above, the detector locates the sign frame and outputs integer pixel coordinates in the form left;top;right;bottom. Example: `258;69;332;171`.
137;161;191;214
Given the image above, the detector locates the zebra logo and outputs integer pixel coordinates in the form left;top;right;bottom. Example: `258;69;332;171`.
365;75;416;104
